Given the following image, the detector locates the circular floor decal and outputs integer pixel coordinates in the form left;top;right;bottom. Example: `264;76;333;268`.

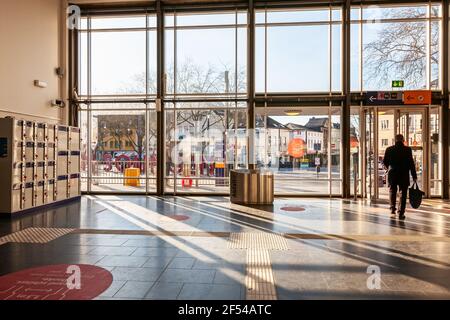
280;206;306;212
166;214;190;221
0;264;113;300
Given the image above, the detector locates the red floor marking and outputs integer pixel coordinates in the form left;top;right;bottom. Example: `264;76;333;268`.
167;215;190;221
0;264;112;300
280;206;306;212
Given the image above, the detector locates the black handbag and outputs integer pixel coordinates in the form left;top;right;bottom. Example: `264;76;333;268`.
409;182;425;209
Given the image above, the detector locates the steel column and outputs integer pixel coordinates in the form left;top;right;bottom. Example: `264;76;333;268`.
156;0;165;195
442;0;449;198
247;0;255;170
342;0;352;197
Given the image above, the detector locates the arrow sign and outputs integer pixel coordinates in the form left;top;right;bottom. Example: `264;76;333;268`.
364;91;403;105
403;90;431;105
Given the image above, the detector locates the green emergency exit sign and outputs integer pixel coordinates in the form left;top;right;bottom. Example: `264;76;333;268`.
392;80;404;88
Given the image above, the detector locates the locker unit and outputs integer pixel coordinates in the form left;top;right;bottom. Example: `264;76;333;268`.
11;184;22;213
56;126;69;150
23;182;34;210
47;179;55;203
24;162;34;183
36;123;46;141
35;181;45;207
36;162;45;181
13;142;23;162
57;151;69;176
47;161;56;179
0;117;81;215
47;142;55;161
25;142;35;162
70;151;80;173
36;142;45;161
70;127;81;150
69;174;80;198
24;121;34;141
56;175;68;201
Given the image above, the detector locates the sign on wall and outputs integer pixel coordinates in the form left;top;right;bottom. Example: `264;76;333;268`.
403;90;432;105
392;80;404;88
364;91;403;105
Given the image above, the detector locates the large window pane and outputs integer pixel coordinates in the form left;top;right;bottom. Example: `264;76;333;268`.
90;110;146;193
332;24;342;92
267;25;329;92
91;31;146;95
79;32;88;96
431;21;441;89
350;23;361;91
256;8;342;93
79;15;157;97
165;104;246;193
174;12;238;27
362;5;427;20
165;11;247;96
90;16;147;29
363;22;427;90
351;4;442;91
266;9;330;23
176;29;237;94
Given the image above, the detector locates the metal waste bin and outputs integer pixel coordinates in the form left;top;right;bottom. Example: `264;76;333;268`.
230;169;274;205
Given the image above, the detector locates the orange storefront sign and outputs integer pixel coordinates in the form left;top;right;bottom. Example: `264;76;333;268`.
403;90;432;105
350;136;359;149
287;138;306;158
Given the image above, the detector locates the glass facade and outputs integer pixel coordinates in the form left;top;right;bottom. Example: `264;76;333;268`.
75;3;445;198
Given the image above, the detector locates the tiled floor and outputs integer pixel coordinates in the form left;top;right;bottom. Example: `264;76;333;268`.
0;196;449;300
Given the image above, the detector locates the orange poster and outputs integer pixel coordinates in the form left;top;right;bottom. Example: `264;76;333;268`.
287;138;306;158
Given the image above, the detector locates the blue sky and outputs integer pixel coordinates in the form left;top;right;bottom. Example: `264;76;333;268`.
80;10;341;96
79;5;439;99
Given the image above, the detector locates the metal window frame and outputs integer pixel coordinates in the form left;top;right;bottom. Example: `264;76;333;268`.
71;0;450;199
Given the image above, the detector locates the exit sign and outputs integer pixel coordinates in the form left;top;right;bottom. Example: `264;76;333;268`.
392;80;404;88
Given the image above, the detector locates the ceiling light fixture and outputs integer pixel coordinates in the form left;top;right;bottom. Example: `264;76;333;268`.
284;110;301;116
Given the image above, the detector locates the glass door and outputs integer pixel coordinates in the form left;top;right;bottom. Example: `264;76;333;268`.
254;107;342;196
363;108;376;199
397;109;427;196
364;107;429;200
377;109;396;200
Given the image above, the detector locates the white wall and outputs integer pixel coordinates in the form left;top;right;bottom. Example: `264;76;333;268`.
0;0;64;124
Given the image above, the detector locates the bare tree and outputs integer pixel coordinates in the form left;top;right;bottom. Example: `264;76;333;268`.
110;59;246;180
363;7;439;89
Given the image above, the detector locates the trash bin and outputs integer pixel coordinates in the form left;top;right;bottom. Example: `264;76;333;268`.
124;168;141;187
230;169;274;205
